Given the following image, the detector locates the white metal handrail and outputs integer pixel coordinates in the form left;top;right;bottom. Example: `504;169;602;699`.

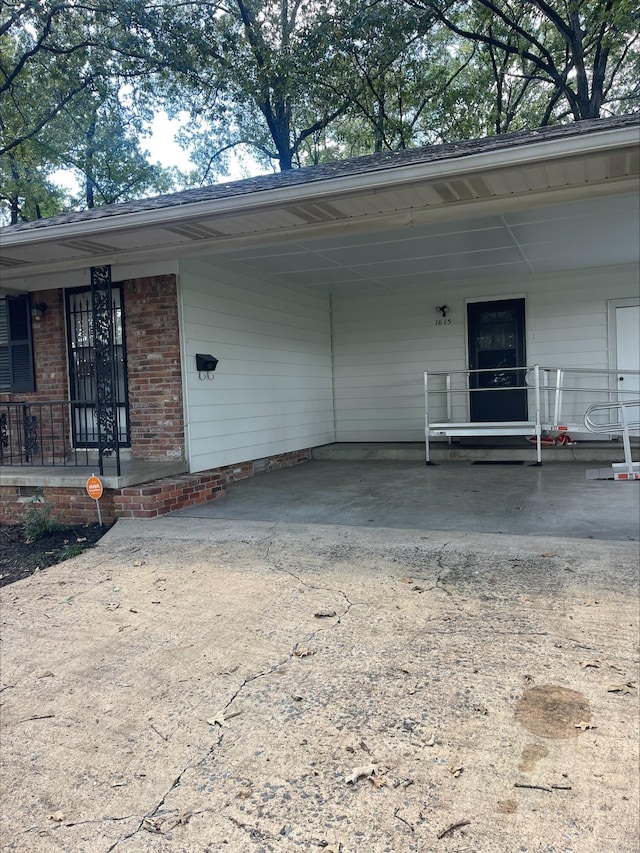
424;364;640;466
584;400;640;433
424;365;543;463
585;400;639;478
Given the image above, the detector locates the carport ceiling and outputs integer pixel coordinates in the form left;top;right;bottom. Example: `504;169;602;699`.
217;192;640;292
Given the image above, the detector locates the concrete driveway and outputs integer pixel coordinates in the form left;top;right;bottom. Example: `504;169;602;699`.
1;507;638;852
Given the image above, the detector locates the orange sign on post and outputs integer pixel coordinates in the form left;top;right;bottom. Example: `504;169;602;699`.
86;475;104;525
86;475;103;500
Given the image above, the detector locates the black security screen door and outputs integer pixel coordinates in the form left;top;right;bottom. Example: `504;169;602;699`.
467;298;527;422
66;285;130;447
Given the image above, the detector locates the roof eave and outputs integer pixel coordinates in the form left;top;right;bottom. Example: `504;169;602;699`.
2;123;637;249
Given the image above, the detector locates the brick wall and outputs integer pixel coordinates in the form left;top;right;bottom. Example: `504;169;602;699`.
1;276;184;466
0;290;69;464
124;276;184;461
0;485;116;526
0;449;311;526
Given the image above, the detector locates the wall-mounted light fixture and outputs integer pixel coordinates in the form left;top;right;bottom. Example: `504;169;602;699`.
196;353;219;380
31;302;48;322
435;304;450;318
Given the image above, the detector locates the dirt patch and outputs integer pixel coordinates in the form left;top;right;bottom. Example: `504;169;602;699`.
0;522;110;587
515;684;592;738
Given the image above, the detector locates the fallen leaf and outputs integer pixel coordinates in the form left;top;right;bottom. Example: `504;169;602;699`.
132;560;145;567
575;721;596;731
412;585;425;593
425;734;436;747
142;816;164;833
314;610;337;618
76;537;87;543
345;764;376;784
368;774;386;789
523;674;534;684
294;646;315;658
237;788;252;799
399;576;413;584
580;659;602;668
475;705;488;715
208;711;229;728
608;682;638;695
47;811;64;822
448;764;464;777
111;780;127;787
37;671;54;679
106;602;120;611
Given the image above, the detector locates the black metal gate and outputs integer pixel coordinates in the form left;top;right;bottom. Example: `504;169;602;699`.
66;281;130;450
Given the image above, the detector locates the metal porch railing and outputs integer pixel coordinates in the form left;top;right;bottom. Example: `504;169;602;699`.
584;399;640;479
0;400;122;475
424;365;640;466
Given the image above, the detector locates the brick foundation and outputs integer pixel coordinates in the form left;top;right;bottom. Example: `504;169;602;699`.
0;449;311;526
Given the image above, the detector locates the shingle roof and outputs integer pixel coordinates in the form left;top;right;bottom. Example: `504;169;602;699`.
3;114;638;235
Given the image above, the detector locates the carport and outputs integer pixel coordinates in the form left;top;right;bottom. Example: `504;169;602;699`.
172;456;640;542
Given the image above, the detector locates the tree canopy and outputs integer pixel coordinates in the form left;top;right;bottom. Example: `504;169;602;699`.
1;0;638;223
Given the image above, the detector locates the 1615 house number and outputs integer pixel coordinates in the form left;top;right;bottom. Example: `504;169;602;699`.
435;318;452;326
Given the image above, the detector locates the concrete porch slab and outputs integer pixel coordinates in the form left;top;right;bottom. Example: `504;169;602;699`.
0;459;188;490
172;459;640;542
312;440;636;463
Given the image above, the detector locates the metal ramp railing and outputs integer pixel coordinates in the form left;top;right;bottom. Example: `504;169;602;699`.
584;400;640;480
424;365;640;467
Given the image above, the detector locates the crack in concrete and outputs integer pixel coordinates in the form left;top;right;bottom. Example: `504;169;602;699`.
102;736;223;852
433;536;477;619
221;561;355;715
101;534;357;852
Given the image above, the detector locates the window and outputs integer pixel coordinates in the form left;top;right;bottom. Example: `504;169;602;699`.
0;295;36;393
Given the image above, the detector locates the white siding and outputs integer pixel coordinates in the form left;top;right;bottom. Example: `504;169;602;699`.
180;257;334;472
332;264;639;441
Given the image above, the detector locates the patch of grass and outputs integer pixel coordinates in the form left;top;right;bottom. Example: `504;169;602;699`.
58;543;84;561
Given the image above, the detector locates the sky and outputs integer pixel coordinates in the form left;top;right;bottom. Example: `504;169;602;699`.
52;110;268;196
146;111;269;183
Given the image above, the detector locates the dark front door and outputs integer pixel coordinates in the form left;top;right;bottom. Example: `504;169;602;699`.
467;298;527;422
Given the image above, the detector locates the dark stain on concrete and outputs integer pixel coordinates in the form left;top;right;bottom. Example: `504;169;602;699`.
519;743;549;771
515;684;591;739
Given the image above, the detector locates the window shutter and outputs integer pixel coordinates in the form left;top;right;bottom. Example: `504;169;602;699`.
7;294;35;393
0;301;9;391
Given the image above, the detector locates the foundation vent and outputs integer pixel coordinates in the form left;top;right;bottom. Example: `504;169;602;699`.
253;458;268;474
18;486;42;499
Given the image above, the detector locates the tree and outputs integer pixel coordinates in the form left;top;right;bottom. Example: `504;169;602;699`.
144;0;430;174
1;2;176;221
404;0;640;124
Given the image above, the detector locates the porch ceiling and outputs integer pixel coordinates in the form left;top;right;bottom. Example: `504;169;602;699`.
1;120;638;290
